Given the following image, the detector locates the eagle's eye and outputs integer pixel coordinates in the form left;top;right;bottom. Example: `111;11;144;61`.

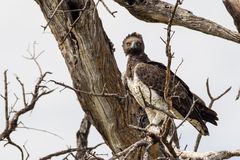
136;42;141;46
126;42;131;46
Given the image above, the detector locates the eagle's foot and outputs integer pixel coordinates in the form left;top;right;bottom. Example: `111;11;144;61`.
146;123;160;135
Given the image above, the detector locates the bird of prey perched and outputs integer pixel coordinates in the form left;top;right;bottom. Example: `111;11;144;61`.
122;32;218;135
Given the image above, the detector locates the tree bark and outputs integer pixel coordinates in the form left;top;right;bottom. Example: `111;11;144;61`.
35;0;240;159
76;115;91;159
114;0;240;43
223;0;240;32
36;0;161;159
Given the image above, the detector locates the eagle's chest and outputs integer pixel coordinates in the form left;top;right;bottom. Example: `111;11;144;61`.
127;73;168;111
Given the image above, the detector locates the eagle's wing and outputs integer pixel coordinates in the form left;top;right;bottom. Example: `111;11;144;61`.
135;61;210;135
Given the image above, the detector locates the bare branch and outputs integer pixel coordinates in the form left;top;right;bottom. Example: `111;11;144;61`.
109;139;149;160
5;137;24;160
16;76;27;107
236;87;240;101
0;72;53;148
51;80;126;100
76;115;91;159
194;79;231;152
164;0;182;110
97;0;117;17
3;70;9;135
25;41;44;76
18;125;64;140
23;143;30;160
177;149;240;160
40;143;104;160
176;98;197;130
114;0;240;44
223;0;240;32
41;0;65;30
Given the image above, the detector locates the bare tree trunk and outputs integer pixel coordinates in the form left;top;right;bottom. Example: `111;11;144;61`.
36;0;161;159
35;0;240;159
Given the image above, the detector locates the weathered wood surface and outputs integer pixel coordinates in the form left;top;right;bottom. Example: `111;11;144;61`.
114;0;240;43
36;0;160;159
36;0;240;159
223;0;240;32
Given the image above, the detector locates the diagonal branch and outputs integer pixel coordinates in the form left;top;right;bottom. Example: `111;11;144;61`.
223;0;240;33
114;0;240;44
51;80;126;100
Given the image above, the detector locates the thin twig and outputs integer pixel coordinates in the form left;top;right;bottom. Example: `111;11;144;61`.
18;125;64;140
109;139;149;160
97;0;117;17
0;72;53;142
193;79;231;152
39;143;104;160
164;0;182;110
50;80;126;99
236;87;240;101
3;70;9;136
42;0;65;30
24;41;45;76
6;137;24;160
176;98;197;130
23;143;30;160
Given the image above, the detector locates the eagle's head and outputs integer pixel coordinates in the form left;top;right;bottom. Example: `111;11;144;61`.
122;32;145;56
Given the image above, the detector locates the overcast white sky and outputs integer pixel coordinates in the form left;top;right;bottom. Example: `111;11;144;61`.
0;1;240;160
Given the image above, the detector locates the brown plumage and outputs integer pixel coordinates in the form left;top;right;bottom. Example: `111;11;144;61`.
123;32;218;135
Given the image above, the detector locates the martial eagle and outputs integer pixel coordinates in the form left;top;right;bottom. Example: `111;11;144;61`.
123;32;218;135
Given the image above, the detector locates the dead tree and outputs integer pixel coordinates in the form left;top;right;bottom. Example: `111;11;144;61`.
34;0;240;159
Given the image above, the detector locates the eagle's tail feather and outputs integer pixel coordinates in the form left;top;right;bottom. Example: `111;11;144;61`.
188;118;209;136
197;103;218;126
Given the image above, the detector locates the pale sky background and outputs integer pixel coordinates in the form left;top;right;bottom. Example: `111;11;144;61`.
0;0;239;160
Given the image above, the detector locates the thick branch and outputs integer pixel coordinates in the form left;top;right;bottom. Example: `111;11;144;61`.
114;0;240;43
76;115;91;159
223;0;240;32
36;0;155;159
178;149;240;160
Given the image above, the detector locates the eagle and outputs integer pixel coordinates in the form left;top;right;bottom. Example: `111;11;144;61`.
123;32;218;135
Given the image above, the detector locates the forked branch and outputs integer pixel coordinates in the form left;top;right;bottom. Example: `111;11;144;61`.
194;79;231;152
0;71;53;160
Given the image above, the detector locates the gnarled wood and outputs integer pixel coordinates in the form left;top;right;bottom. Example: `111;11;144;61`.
114;0;240;43
36;0;163;159
223;0;240;33
35;0;240;159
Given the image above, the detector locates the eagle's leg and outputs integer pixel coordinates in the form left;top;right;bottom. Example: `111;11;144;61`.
145;109;166;135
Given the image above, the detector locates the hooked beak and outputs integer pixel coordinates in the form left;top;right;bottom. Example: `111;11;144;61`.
130;42;137;50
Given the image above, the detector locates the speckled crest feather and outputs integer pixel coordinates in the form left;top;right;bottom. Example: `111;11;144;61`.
123;32;143;45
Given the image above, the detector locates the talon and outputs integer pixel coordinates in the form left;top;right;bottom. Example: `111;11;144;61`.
146;124;160;135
